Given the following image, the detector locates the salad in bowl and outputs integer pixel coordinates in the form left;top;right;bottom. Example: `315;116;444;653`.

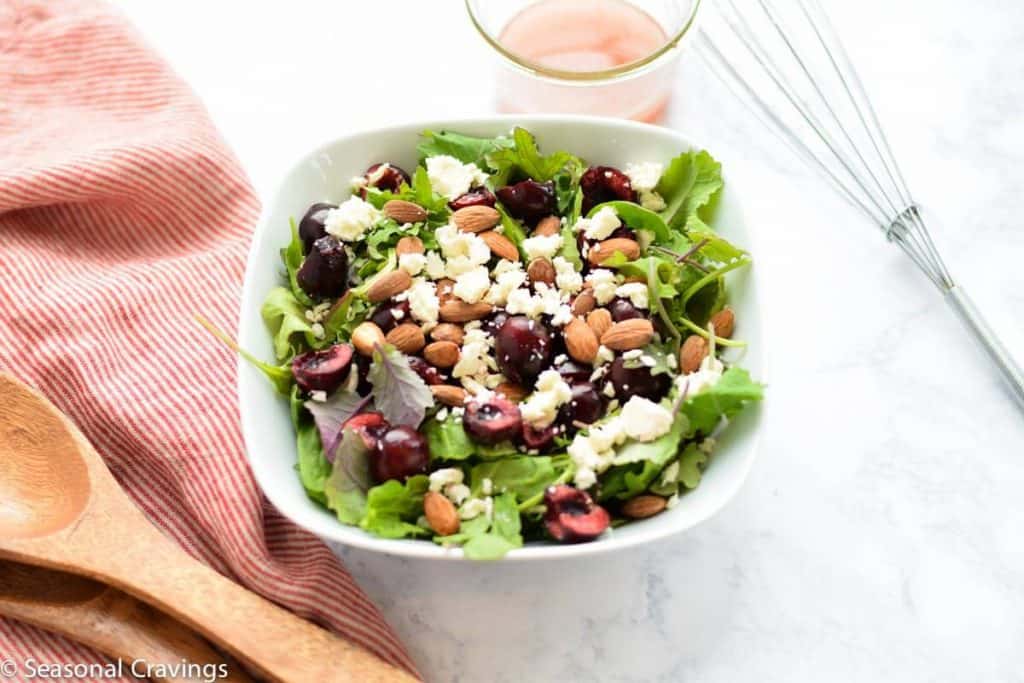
243;125;762;560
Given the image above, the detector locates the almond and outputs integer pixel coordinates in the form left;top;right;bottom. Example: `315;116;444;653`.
679;335;708;374
366;269;412;303
534;215;561;236
423;491;460;536
383;199;428;224
600;319;654;351
430;322;465;346
494;382;528;403
351;322;385;356
479;230;520;262
570;289;597;316
452;205;501;233
385;323;425;354
424;340;460;368
564;318;599;364
439;300;492;323
431;384;468;407
396;235;424;256
587;237;640;266
621;495;667;519
586;308;613;340
527;257;556;286
435;278;456;303
710;308;735;339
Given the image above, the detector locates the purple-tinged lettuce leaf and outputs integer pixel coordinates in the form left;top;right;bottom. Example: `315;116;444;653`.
368;344;433;428
305;390;370;462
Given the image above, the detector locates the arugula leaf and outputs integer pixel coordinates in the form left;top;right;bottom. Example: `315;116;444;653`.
196;315;293;394
469;456;561;502
463;533;519;560
281;219;314;308
289;387;331;503
366;166;449;219
424;415;477;461
587;201;670;242
487;127;584;186
360;475;430;539
657;150;723;230
686;214;745;264
678;443;708;489
681;367;764;436
559;214;582;269
494;204;527;250
320;291;372;344
368;344;433;428
417;130;513;166
261;286;314;361
436;492;524;560
304;388;369;459
323;428;372;523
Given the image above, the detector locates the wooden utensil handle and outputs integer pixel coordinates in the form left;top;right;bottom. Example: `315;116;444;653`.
91;539;413;683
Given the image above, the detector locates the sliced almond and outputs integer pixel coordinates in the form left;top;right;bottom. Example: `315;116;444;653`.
570;289;597;317
679;335;709;374
423;491;460;535
564;318;599;364
710;308;735;339
385;323;425;354
366;269;412;303
383;199;428;224
527;257;556;286
587;238;640;266
396;235;424;256
534;215;561;236
600;319;654;351
424;340;460;368
586;308;613;340
351;322;385;356
479;230;520;262
494;382;528;403
452;205;501;233
439;300;493;323
621;495;667;519
431;384;468;407
430;322;465;346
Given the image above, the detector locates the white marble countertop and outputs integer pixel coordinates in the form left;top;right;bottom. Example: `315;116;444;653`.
117;1;1024;680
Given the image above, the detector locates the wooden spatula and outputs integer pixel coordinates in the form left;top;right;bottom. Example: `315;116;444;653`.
0;374;415;682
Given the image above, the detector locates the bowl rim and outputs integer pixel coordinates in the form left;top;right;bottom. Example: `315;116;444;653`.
238;114;764;561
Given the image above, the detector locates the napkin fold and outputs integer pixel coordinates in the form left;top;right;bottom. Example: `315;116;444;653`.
0;0;416;676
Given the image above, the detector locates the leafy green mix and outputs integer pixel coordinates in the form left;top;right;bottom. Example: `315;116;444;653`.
249;127;763;560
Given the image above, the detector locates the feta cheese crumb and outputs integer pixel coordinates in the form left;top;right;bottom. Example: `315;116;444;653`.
436;224;491;277
453;266;491;304
594;344;615;366
399;252;426;276
459;496;491;520
522;233;564;260
624;162;664;192
550;304;574;327
453;328;493;380
519;369;573;428
426;155;489;200
407;278;440;324
323;196;382;242
309;390;327;403
675;353;725;397
485;261;527;307
615;282;650;309
552;256;583;296
424;251;446;280
429;468;464;492
620;396;674;442
585;269;619;305
581;206;621;240
435;407;449;422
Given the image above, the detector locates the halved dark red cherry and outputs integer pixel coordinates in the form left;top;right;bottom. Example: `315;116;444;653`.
496;179;556;224
370;426;430;483
521;423;558;450
580;166;636;213
449;186;497;211
298;202;336;253
543;485;611;543
408;356;445;385
291;344;353;394
609;298;644;322
558;382;604;428
606;356;671;402
463;397;522;445
369;299;411;334
358;162;411;197
555;359;592;385
494;316;552;385
297;236;349;299
342;411;390;452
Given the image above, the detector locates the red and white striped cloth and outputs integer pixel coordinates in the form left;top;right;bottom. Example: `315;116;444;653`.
0;1;417;678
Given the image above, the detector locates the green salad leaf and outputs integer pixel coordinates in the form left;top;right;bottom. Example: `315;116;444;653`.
600;415;687;501
360;475;430;539
368;344;434;428
678;443;709;489
304;388;368;457
417;130;513;166
290;387;331;503
587;201;670;242
424;414;477;461
488;127;584;187
657;149;723;231
469;456;563;502
261;286;314;361
681;367;764;436
323;428;373;524
435;492;523;560
196;315;293;394
495;205;527;249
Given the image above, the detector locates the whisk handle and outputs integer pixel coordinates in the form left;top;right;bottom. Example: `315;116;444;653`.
945;286;1024;409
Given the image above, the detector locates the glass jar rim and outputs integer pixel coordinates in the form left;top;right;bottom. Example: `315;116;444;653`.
465;0;702;82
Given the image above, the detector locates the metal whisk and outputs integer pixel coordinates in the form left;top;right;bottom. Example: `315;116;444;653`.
694;0;1024;408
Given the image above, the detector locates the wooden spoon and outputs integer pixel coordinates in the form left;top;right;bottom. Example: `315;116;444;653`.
0;374;414;683
0;560;251;682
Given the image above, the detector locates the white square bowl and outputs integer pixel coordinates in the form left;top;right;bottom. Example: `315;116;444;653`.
238;115;764;560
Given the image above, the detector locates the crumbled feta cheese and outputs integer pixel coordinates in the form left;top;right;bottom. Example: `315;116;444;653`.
484;372;506;389
621;396;674;442
554;354;568;365
453;328;494;380
581;206;621;240
305;302;332;323
429;468;464;492
453;266;491;304
640;354;656;367
660;461;680;486
436;224;491;277
481;478;494;496
520;370;573;428
522;233;563;260
666;493;680;509
594;344;615;366
485;262;527;307
552;256;583;296
602;382;616;398
309;390;327;403
585;269;619;305
323;196;381;242
459;497;491;520
446;484;471;505
675;353;725;397
550;304;574;327
399;252;426;276
435;407;449;421
310;322;325;339
424;251;446;280
615;282;649;309
407;278;439;324
426;155;489;200
623;349;643;361
391;308;405;320
624;162;664;192
567;418;626;489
